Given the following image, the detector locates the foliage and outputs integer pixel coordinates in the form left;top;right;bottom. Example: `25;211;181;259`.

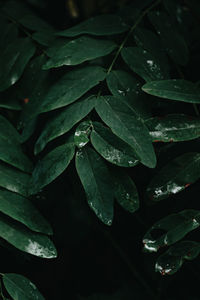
0;0;200;298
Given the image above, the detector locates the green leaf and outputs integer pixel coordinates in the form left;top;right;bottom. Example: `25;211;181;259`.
147;152;200;201
155;241;200;275
19;14;54;32
148;11;189;66
0;38;35;91
43;36;117;69
75;147;114;226
74;121;92;148
34;95;96;154
90;122;138;167
32;30;55;46
142;79;200;103
111;170;139;213
0;161;30;196
57;14;129;37
95;96;156;168
0;115;21;144
0;214;57;258
37;66;106;113
145;114;200;142
121;47;167;82
143;210;200;252
0;98;21;111
0;188;52;234
3;273;45;300
30;140;75;195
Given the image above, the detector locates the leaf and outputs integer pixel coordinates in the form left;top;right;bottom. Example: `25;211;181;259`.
37;66;106;113
30;140;75;195
3;273;45;300
143;209;200;252
0;37;35;91
95;96;156;168
43;36;117;69
57;14;129;37
0;98;21;110
34;95;96;154
155;241;200;275
19;14;54;32
0;161;30;196
0;115;21;144
147;152;200;201
0;188;52;235
145;114;200;142
0;214;57;258
90;122;138;167
148;11;189;66
74;121;92;148
32;30;55;46
121;47;167;82
111;170;139;213
75;147;114;226
142;79;200;103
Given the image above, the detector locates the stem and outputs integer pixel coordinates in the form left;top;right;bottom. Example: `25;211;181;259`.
107;0;162;75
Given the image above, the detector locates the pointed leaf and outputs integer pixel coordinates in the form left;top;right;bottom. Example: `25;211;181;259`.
74;121;92;148
143;210;200;252
34;96;96;154
43;36;117;69
146;114;200;142
57;14;129;37
90;122;138;167
30;140;75;195
142;79;200;103
0;189;52;235
75;147;114;226
0;115;21;144
121;47;167;82
147;152;200;201
95;96;156;168
3;273;45;300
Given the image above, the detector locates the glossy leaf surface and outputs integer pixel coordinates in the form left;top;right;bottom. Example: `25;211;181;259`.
0;215;57;258
146;114;200;142
43;36;117;69
34;96;96;154
0;115;21;144
95;96;156;168
0;161;30;196
121;47;166;82
74;121;92;148
155;241;200;275
142;80;200;103
147;152;200;201
90;122;138;167
30;140;75;195
37;66;106;113
0;188;52;234
3;273;45;300
75;147;114;225
143;210;200;252
57;14;129;37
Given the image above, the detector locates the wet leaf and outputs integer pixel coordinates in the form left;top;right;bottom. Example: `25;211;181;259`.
57;14;129;37
143;210;200;252
145;114;200;142
34;96;96;154
155;240;200;275
37;66;106;113
0;37;35;91
121;47;167;82
74;121;92;148
90;122;138;167
0;188;52;235
43;36;117;69
0;161;30;196
0;214;57;258
95;96;156;168
147;152;200;201
142;79;200;103
75;146;114;226
148;11;189;66
30;140;75;195
3;273;45;300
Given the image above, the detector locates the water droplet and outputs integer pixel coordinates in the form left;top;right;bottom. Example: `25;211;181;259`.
143;238;158;252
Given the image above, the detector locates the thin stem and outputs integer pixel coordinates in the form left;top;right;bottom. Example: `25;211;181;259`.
107;0;162;75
